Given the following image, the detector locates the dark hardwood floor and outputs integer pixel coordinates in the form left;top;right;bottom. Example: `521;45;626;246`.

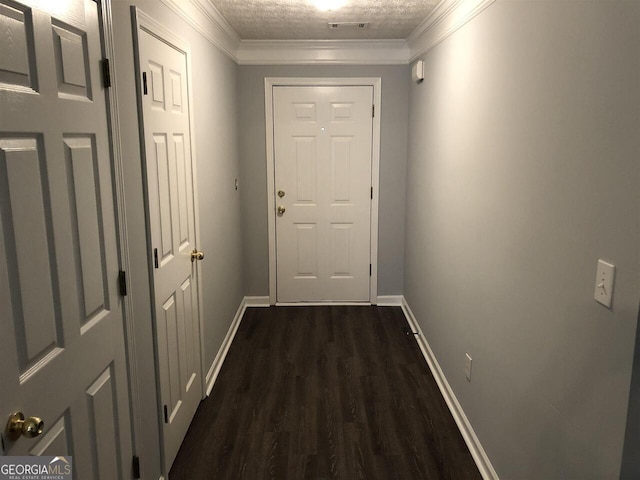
169;306;482;479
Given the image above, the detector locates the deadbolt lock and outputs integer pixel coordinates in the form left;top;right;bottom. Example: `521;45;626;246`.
277;190;285;198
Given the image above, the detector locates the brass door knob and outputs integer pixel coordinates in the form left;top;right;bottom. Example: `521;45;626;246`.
5;412;44;440
277;205;286;216
190;249;204;262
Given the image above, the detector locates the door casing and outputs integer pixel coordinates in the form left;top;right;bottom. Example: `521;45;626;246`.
98;0;145;468
265;77;382;305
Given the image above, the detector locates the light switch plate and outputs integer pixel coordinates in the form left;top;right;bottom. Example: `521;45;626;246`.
594;259;615;308
465;353;472;382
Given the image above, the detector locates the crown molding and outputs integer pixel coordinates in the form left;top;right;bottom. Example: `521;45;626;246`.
407;0;495;62
159;0;495;66
159;0;240;62
236;39;410;65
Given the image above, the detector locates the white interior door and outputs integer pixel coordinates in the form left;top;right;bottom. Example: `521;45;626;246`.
273;86;373;302
134;14;202;473
0;0;132;478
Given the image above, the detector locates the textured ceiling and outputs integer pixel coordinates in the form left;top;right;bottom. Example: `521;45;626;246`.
208;0;440;40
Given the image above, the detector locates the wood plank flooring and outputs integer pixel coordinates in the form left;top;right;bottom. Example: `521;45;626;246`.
169;306;482;479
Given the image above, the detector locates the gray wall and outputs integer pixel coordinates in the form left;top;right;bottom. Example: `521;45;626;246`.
622;306;640;478
403;1;639;479
238;65;409;297
111;2;243;478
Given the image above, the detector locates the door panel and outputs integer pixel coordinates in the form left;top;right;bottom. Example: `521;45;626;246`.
274;86;373;302
136;22;202;473
331;137;353;202
294;137;317;202
295;224;318;277
0;2;35;89
331;223;353;276
85;366;121;480
51;21;91;100
0;1;132;479
64;136;108;326
0;138;59;367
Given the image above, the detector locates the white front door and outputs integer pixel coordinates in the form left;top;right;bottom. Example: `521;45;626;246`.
0;0;132;478
273;86;373;302
134;13;202;473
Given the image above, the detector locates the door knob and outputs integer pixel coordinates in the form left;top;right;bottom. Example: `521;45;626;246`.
190;249;205;262
277;205;286;216
5;412;44;440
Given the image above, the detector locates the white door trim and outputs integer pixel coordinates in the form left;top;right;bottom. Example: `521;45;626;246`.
265;77;381;305
99;0;142;464
131;7;206;472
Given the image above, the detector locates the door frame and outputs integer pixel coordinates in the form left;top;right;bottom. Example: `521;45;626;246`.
131;7;206;473
97;0;142;468
265;77;381;305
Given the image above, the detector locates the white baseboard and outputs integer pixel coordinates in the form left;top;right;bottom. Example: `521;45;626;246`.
244;296;270;307
205;297;247;396
401;297;499;480
375;295;403;306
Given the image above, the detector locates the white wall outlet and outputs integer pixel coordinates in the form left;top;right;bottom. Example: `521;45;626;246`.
594;259;615;308
465;353;472;382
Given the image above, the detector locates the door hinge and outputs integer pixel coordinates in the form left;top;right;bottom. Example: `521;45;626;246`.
153;248;159;269
132;456;141;479
101;58;111;88
118;270;127;296
163;405;168;423
142;72;148;95
372;105;375;117
371;187;373;199
370;264;372;276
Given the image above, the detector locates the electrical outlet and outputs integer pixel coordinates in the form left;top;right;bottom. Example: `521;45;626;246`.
465;353;472;382
594;259;615;308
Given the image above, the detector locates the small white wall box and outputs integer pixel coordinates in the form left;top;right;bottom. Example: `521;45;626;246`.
412;60;425;83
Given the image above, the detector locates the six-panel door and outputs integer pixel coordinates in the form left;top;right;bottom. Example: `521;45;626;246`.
273;86;374;302
136;22;202;473
0;0;132;478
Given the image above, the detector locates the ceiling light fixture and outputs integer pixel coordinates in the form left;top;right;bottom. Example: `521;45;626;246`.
313;0;346;12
